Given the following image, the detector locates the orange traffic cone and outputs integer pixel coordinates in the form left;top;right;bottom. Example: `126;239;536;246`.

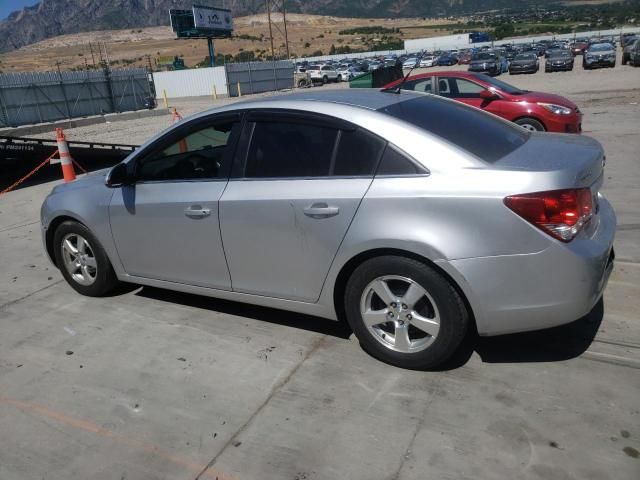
55;128;76;183
171;107;183;124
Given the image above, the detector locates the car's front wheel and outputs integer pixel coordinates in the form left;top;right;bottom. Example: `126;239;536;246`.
515;117;545;132
322;75;328;84
54;220;120;297
344;256;469;370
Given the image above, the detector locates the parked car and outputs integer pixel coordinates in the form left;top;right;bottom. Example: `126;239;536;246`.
509;53;539;74
583;43;616;69
436;54;458;66
457;51;473;64
468;52;507;76
546;50;575;72
402;57;419;69
307;64;339;84
336;65;359;82
629;39;640;66
419;55;437;68
570;40;589;55
622;37;638;64
41;89;615;370
383;71;582;133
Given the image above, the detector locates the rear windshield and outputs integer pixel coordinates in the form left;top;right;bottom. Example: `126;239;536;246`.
379;96;529;163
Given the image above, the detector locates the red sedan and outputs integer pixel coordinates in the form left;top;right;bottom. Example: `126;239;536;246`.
383;71;582;133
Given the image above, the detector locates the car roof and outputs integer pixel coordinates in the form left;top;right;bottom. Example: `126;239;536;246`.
228;89;424;112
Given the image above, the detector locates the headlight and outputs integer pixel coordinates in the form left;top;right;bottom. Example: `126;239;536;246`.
538;103;572;115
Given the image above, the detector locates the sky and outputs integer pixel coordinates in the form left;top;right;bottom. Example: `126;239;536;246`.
0;0;39;20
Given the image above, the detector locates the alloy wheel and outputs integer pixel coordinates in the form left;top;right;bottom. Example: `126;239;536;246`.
360;275;440;353
61;233;98;286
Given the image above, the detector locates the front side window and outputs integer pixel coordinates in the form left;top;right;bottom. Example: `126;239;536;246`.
453;78;485;98
137;120;239;181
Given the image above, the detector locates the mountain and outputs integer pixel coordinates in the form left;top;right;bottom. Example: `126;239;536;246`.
0;0;552;53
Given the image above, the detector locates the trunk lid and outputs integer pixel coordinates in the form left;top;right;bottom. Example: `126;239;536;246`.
493;133;605;189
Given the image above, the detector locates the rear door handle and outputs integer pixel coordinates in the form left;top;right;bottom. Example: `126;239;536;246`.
184;205;211;218
303;203;340;219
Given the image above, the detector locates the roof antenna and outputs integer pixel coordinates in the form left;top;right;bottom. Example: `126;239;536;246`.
383;50;428;94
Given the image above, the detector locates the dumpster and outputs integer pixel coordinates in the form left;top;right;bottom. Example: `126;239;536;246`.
350;65;403;89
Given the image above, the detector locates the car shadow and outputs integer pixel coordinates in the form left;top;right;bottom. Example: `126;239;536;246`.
133;286;604;370
437;298;605;370
135;286;353;339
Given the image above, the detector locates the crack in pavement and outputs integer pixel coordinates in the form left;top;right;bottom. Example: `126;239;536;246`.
0;280;64;310
194;334;327;480
390;375;444;480
0;220;40;233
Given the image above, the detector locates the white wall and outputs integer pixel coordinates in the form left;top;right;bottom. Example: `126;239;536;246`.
405;34;470;51
152;66;228;99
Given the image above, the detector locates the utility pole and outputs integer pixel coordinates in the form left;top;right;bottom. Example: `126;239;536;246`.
265;0;291;60
282;0;290;59
266;0;275;60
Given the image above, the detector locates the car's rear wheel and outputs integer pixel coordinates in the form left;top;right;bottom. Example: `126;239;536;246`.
54;220;120;297
344;256;469;370
515;117;545;132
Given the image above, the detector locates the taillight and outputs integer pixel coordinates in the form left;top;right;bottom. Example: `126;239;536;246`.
504;188;593;242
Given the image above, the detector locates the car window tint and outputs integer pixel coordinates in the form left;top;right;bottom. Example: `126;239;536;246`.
406;78;432;93
376;145;427;176
245;121;338;178
137;121;238;181
454;78;484;98
332;129;385;177
379;96;529;163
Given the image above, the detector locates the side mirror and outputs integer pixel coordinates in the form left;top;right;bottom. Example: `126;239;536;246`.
105;163;131;188
480;89;499;101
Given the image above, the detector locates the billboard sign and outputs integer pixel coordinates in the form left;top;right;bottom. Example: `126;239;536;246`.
192;6;233;33
169;6;233;39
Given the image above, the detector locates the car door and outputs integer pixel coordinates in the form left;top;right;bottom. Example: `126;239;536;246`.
108;114;241;289
436;76;503;117
219;110;386;302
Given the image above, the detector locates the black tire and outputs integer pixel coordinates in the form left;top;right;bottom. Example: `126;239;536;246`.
297;79;307;88
322;75;328;84
337;75;343;82
622;54;628;65
344;256;469;370
515;117;545;132
583;62;590;70
53;220;120;297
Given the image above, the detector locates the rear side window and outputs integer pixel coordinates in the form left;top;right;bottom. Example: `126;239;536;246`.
377;145;427;176
332;129;385;176
245;121;338;178
378;96;528;163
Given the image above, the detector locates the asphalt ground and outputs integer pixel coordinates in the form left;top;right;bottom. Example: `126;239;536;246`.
1;53;639;480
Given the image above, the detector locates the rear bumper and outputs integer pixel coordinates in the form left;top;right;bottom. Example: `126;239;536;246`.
441;196;616;336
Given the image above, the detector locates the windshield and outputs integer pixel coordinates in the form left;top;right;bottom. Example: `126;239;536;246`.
470;73;525;95
473;53;496;61
515;53;536;61
378;96;529;163
589;43;614;52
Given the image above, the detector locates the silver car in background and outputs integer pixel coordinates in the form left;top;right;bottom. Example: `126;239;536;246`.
41;90;615;369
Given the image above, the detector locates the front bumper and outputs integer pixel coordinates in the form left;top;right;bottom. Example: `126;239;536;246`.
509;64;537;73
584;57;615;67
444;195;616;336
546;63;573;71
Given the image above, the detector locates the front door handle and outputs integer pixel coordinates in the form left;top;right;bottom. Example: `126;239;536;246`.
184;205;211;219
303;203;340;219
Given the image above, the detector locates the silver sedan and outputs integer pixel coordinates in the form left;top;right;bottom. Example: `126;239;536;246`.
41;90;615;369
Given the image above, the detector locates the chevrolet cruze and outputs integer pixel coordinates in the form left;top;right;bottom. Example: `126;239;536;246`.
41;90;615;369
